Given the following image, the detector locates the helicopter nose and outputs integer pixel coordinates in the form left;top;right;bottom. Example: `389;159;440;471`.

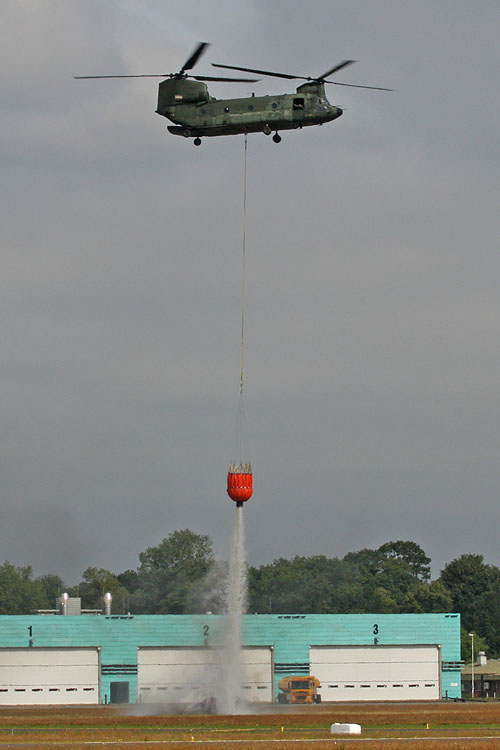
335;106;343;118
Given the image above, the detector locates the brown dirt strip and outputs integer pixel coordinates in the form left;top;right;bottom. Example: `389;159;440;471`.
2;740;500;749
1;703;500;748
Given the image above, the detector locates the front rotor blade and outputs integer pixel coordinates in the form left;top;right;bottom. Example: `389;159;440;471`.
194;75;260;82
323;79;393;91
181;41;210;72
212;63;298;80
317;60;356;80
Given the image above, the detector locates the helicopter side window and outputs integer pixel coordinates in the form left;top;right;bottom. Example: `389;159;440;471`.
293;98;304;110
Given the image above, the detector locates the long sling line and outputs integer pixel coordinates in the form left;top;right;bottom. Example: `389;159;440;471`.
238;134;248;464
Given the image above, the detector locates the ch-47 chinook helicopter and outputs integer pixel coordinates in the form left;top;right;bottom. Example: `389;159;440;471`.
75;42;391;145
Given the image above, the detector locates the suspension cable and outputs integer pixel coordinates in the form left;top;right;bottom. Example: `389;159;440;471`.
237;134;248;466
240;133;248;400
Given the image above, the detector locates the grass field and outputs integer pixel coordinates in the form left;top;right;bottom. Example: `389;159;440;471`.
1;701;500;748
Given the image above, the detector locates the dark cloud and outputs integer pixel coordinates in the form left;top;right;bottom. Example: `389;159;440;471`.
1;1;499;582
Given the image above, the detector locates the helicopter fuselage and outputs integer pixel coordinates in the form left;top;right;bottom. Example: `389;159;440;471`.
156;78;342;139
75;43;390;144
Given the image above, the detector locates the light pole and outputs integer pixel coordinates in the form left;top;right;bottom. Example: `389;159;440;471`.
469;632;475;698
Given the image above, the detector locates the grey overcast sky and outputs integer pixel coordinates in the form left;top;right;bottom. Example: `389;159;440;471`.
1;0;499;583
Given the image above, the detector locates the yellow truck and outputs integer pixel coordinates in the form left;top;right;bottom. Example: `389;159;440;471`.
277;675;321;704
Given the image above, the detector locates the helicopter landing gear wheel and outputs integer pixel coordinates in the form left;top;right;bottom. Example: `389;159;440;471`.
273;132;282;143
263;124;272;136
182;128;191;138
193;137;202;146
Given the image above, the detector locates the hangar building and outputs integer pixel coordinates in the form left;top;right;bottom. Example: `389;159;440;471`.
0;612;461;704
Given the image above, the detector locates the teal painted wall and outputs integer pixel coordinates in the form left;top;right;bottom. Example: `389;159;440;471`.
0;613;461;702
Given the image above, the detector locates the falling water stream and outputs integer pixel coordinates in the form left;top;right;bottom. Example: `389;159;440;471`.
218;505;248;714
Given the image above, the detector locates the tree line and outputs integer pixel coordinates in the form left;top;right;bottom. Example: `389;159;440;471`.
0;530;495;660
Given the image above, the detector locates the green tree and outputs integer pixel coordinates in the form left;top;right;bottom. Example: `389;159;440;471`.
377;541;431;581
248;555;367;614
0;562;49;614
248;541;441;616
343;547;381;574
249;556;335;613
439;554;500;657
137;529;215;614
461;628;488;663
73;567;130;613
331;580;366;613
370;585;399;613
439;554;492;633
343;542;435;613
117;569;142;594
474;566;500;657
403;580;453;613
37;574;64;607
370;557;418;611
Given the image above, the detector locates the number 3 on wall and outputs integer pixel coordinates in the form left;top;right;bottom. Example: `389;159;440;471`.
373;623;379;635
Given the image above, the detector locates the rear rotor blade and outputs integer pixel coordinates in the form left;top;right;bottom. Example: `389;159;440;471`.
212;63;298;80
181;41;210;73
74;71;260;83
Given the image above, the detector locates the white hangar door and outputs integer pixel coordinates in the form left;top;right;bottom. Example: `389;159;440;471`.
310;645;440;701
0;647;100;705
239;647;273;702
138;647;273;703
